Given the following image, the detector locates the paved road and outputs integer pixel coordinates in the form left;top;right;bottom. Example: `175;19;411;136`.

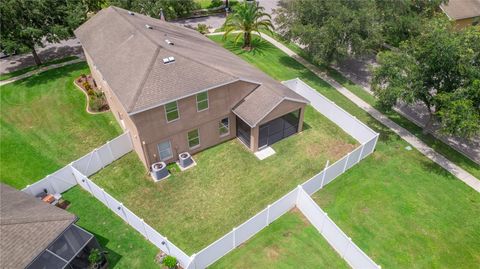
0;58;84;86
171;0;280;31
334;57;480;164
211;31;480;191
0;38;83;74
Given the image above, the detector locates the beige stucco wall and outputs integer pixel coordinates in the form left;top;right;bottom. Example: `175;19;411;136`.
83;50;148;166
132;80;258;166
249;100;306;152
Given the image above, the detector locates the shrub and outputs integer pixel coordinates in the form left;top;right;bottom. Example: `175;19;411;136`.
196;23;210;34
88;248;103;269
162;255;177;269
87;89;95;96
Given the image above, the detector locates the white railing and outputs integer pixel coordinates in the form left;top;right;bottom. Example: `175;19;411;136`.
283;78;378;144
22;78;381;269
22;132;133;196
297;187;380;269
70;166;192;267
187;188;298;269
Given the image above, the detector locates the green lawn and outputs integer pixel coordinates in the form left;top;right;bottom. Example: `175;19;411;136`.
64;186;159;269
0;62;121;189
0;56;79;81
211;210;349;269
91;105;357;254
263;32;480;179
207;35;480;268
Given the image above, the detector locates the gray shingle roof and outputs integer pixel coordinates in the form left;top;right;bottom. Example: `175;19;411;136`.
75;6;308;124
0;184;76;269
441;0;480;20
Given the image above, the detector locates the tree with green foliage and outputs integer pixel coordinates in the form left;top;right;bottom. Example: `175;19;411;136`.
107;0;197;20
275;0;383;64
223;1;274;51
376;0;445;47
372;19;480;138
0;0;91;66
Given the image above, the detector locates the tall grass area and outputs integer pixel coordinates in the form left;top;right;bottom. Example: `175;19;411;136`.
210;35;480;268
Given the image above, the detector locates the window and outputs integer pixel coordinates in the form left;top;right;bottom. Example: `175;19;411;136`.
196;92;209;111
187;129;200;149
157;141;173;160
219;117;229;136
165;101;179;122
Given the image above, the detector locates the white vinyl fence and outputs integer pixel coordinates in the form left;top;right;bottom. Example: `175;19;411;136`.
187;188;299;269
297;187;380;269
70;166;192;267
283;78;378;144
22;78;381;269
22;132;133;197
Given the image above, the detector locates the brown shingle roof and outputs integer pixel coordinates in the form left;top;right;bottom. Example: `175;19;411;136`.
441;0;480;20
75;6;307;124
0;184;76;269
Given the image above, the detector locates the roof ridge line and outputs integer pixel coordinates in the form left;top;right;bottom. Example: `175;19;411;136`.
1;216;74;226
129;46;161;111
161;43;238;80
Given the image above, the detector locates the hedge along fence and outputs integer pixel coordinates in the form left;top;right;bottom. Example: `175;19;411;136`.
22;132;133;197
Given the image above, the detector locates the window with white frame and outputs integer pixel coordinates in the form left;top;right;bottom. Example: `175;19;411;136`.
187;129;200;149
157;141;173;160
165;101;179;122
196;92;209;111
219;117;229;136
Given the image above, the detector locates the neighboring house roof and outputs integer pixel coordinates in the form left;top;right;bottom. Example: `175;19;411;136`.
440;0;480;20
0;184;76;269
75;6;308;126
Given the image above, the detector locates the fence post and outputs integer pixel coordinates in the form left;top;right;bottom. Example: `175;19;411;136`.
82;176;93;194
118;202;129;224
47;175;57;194
141;219;148;239
320;160;329;188
266;204;271;225
101;188;110;208
107;140;115;161
373;133;380;151
96;148;104;168
342;237;352;258
189;254;197;269
357;144;365;162
232;227;236;248
84;152;94;176
343;153;350;172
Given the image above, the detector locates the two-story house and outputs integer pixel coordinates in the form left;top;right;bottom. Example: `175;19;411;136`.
75;6;308;168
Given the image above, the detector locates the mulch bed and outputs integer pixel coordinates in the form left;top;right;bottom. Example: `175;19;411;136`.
75;74;109;113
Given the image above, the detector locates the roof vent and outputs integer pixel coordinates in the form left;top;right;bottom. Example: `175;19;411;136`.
163;56;175;64
145;24;153;29
128;11;135;15
165;39;174;45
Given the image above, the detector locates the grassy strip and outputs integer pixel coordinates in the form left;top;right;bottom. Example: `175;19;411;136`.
210;35;480;268
0;62;121;188
0;56;79;81
263;32;480;179
64;186;159;269
91;105;357;254
211;210;349;268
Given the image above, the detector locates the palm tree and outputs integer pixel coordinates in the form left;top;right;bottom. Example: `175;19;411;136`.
223;1;274;51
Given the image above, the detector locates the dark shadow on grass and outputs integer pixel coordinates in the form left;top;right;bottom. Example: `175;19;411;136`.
88;231;122;268
21;62;88;88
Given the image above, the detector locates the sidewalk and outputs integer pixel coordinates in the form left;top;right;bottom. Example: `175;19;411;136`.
0;58;84;86
333;58;480;164
209;32;480;192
